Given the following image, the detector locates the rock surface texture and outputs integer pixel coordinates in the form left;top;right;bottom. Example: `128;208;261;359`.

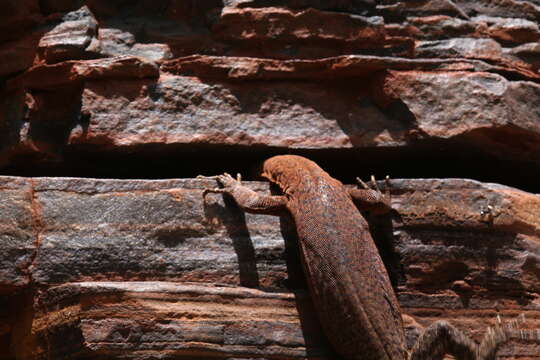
1;0;540;359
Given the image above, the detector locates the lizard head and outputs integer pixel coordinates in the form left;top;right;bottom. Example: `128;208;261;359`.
259;155;338;196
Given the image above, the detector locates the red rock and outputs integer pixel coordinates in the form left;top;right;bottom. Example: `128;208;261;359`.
0;1;540;358
37;6;99;64
228;0;377;14
505;42;540;72
1;177;539;358
7;56;159;90
454;0;540;21
14;282;328;360
161;54;540;81
474;15;540;44
415;37;503;61
98;28;173;62
214;7;386;58
376;0;470;19
374;70;540;161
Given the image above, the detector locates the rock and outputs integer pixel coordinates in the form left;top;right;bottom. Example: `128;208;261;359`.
1;0;540;358
3;56;538;171
8;56;159;90
505;42;540;71
0;176;537;292
70;69;405;149
0;177;34;292
38;6;99;63
225;0;377;15
376;0;470;19
405;16;483;40
98;28;173;62
454;0;540;21
161;54;539;80
415;37;503;61
474;15;540;44
1;176;539;358
14;282;329;360
375;71;540;161
214;7;388;58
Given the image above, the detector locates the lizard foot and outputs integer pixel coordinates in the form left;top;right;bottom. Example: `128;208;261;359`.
353;175;392;213
202;173;242;197
356;175;390;194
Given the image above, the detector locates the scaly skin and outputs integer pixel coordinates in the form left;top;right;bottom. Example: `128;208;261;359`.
203;155;527;360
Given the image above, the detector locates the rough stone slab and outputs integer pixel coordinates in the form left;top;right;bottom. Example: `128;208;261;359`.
16;282;329;360
213;7;389;58
0;177;34;292
15;281;540;360
161;54;540;81
1;176;540;358
388;179;540;297
70;73;408;149
225;0;377;14
474;15;540;44
415;38;503;61
376;71;540;160
7;56;159;90
38;6;99;63
62;68;540;154
97;28;173;62
376;0;471;19
454;0;540;21
0;176;538;298
28;177;288;288
505;42;540;71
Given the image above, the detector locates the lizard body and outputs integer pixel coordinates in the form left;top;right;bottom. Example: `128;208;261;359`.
204;155;523;360
259;155;406;360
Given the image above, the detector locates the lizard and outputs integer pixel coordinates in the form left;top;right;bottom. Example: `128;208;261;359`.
202;154;523;360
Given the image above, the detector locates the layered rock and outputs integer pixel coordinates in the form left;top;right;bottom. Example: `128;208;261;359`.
1;1;540;175
1;176;540;358
1;0;540;359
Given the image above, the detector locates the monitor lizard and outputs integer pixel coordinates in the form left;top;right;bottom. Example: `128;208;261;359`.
202;154;523;360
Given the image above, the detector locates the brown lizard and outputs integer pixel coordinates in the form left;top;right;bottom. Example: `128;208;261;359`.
203;154;523;360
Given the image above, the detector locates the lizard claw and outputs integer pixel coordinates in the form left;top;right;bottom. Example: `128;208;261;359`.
357;175;389;195
370;175;380;192
196;175;218;180
356;177;370;190
356;175;392;208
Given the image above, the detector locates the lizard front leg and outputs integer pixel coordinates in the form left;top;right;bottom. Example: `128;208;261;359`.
203;173;287;215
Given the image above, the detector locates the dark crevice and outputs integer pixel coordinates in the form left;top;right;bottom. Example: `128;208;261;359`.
1;139;539;194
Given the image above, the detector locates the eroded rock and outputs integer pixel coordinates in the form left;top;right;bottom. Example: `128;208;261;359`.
1;177;539;359
375;70;540;160
38;6;99;63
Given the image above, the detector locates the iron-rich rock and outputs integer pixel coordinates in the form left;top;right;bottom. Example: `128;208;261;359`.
38;6;100;63
1;0;540;358
1;177;539;358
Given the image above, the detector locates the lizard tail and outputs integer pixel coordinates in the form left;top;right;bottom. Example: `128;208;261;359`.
477;314;539;360
409;314;536;360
